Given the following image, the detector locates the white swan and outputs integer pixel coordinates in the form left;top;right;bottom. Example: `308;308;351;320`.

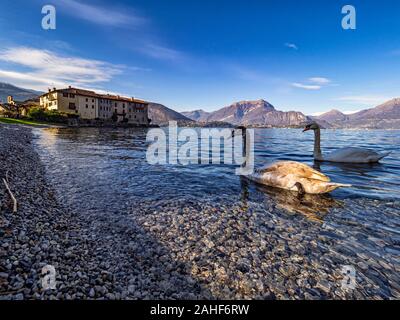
236;127;350;194
303;122;391;163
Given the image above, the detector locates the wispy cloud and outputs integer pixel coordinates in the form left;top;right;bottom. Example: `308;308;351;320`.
292;77;333;90
137;43;184;61
343;109;362;114
292;83;321;90
285;43;298;50
54;0;146;28
310;111;326;116
0;46;125;91
309;77;331;85
55;0;183;62
335;95;389;106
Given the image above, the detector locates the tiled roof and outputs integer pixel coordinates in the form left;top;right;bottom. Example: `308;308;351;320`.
41;87;148;104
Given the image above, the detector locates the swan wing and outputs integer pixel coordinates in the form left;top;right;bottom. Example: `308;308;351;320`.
325;147;389;163
256;161;330;182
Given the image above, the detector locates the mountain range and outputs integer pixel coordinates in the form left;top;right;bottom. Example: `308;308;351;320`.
147;102;193;125
182;99;308;127
0;83;42;103
182;98;400;129
312;98;400;129
1;82;399;129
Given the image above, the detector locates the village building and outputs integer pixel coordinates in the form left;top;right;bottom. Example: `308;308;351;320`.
39;87;150;125
0;103;6;115
7;95;16;105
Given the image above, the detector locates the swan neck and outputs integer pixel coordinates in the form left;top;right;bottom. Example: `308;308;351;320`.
314;129;322;160
242;131;247;168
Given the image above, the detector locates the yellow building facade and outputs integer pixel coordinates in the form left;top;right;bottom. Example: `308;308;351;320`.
40;87;149;125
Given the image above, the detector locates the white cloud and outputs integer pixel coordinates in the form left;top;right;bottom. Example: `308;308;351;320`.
54;0;146;28
309;77;331;85
292;82;321;90
285;43;298;50
310;111;326;116
0;46;124;91
335;95;389;106
343;110;362;114
137;43;184;61
292;77;333;90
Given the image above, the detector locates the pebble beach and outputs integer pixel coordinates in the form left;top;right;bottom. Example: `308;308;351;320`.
0;124;399;300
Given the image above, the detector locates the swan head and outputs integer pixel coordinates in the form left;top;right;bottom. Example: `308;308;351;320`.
232;125;247;138
303;122;320;132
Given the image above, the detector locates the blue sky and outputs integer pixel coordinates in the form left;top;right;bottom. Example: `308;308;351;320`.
0;0;400;114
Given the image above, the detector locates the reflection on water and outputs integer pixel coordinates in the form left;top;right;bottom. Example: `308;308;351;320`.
33;127;400;217
240;178;343;223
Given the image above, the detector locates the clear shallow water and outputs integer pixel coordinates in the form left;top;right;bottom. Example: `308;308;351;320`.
32;127;400;299
34;127;400;202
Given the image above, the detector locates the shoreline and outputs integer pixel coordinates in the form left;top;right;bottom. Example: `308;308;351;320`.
0;124;93;299
0;124;211;300
1;124;399;300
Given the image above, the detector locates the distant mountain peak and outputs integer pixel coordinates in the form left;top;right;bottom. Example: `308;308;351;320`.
232;99;275;108
0;82;43;103
313;108;348;124
202;98;305;126
327;109;344;114
148;102;193;125
181;109;210;122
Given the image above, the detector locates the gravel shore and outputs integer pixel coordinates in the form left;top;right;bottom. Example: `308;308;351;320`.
0;124;210;300
1;124;399;300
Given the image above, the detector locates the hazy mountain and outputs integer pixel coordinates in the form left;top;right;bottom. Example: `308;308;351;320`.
148;102;194;125
314;109;349;123
342;99;400;129
350;98;400;120
314;99;400;129
185;99;309;127
181;109;210;122
0;82;42;103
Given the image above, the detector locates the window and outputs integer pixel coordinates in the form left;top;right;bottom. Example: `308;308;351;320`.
69;103;76;110
92;105;94;109
63;93;68;97
86;104;88;108
86;98;88;102
92;99;94;103
69;93;75;98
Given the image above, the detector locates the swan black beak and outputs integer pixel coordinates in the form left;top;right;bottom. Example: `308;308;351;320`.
302;127;310;132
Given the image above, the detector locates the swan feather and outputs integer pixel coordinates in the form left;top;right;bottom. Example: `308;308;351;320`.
256;161;330;182
323;147;391;163
248;161;350;194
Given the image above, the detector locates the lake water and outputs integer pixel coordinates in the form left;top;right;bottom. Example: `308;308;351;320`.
33;127;400;299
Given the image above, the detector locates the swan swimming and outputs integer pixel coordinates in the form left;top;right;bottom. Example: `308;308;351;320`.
236;127;350;194
303;122;391;163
